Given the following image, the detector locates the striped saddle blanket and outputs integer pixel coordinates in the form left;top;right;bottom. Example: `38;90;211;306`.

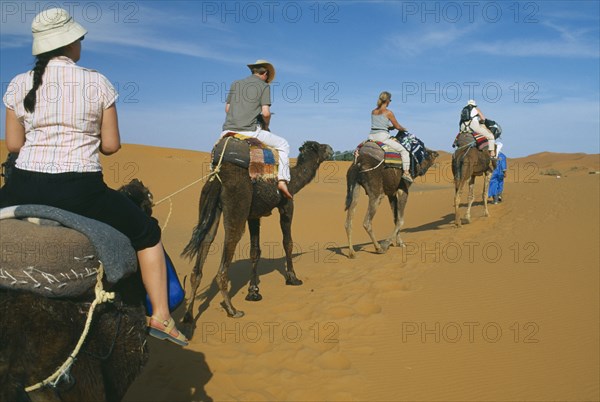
212;133;279;181
355;140;404;169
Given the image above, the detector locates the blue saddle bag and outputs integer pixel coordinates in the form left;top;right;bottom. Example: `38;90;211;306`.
144;248;185;316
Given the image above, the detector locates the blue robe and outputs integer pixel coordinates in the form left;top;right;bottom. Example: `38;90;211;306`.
488;153;507;197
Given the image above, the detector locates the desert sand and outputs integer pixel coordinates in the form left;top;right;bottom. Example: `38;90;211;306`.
2;143;599;401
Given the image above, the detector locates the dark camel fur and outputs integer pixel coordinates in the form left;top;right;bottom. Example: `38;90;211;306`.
452;133;496;227
0;179;153;402
345;148;439;258
182;141;333;322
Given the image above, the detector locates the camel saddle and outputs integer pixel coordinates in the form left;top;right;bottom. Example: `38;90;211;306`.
212;133;279;181
453;131;489;150
0;205;137;298
355;140;404;168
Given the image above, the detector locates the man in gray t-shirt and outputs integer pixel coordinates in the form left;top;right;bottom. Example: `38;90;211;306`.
221;60;292;199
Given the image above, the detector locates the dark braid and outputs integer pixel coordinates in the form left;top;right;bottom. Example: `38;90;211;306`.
24;48;65;113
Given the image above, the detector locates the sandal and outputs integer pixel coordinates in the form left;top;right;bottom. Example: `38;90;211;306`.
402;174;413;183
147;316;188;346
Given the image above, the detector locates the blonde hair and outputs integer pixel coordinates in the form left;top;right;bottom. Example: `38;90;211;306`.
377;91;392;107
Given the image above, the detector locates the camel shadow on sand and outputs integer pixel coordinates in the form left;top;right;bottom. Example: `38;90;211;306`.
326;212;457;258
183;252;307;335
123;338;213;402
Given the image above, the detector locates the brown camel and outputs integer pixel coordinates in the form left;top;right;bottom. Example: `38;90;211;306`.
181;140;333;321
452;132;496;227
345;145;439;258
0;179;154;402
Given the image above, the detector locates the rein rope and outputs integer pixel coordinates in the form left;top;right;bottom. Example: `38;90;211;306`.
153;137;231;232
25;264;115;393
359;158;384;173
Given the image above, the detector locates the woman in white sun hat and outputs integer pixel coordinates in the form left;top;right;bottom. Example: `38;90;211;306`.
1;8;188;346
460;99;497;157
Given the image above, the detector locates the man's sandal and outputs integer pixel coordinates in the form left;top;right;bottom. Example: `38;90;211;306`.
147;316;188;346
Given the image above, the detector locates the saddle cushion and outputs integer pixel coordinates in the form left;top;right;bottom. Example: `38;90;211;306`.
212;133;279;181
356;141;403;168
0;205;138;298
454;131;488;150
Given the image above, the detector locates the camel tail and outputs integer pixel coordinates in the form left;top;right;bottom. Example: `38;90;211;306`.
345;163;360;211
181;179;222;260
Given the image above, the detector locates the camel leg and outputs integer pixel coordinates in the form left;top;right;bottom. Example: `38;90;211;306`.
245;218;263;301
482;172;491;217
465;176;476;224
389;189;408;247
217;184;251;318
363;193;387;253
454;179;463;228
182;207;221;324
345;183;361;258
279;202;302;286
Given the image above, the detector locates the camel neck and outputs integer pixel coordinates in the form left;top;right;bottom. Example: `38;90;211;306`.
289;154;320;193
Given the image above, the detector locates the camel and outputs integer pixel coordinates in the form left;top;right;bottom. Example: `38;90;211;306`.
181;140;333;321
344;144;439;258
0;179;154;402
452;131;496;227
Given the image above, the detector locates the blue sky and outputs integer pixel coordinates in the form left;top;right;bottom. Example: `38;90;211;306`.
1;0;599;157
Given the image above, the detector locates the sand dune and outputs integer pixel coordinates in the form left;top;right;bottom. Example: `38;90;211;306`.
1;142;598;401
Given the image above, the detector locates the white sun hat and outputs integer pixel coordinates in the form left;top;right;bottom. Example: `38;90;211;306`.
31;8;87;55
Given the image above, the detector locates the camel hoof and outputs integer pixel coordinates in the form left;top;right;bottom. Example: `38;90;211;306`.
348;253;356;259
181;311;194;324
286;277;303;286
180;322;195;339
228;310;245;318
377;240;391;253
245;292;263;302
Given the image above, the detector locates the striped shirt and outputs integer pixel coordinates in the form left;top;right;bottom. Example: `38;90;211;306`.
3;56;118;173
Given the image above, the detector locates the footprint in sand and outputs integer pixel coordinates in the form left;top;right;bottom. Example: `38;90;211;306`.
315;351;352;370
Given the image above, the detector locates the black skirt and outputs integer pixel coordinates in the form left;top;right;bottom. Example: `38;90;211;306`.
0;168;161;251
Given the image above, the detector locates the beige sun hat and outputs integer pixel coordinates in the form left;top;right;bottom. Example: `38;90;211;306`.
467;99;477;106
31;8;87;55
247;59;276;83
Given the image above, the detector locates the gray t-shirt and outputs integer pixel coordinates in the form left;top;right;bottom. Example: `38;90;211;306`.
223;75;271;132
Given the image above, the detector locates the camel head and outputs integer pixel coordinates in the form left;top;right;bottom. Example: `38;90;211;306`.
417;148;439;176
297;141;334;165
118;179;154;216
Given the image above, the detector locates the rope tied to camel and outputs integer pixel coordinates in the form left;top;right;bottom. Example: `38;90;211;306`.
359;158;385;173
25;263;115;393
153;137;231;232
208;136;231;183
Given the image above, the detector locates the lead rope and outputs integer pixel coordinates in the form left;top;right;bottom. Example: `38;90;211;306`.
153;137;231;232
25;263;115;393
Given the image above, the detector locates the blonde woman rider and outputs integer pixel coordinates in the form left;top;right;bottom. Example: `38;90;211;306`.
368;91;413;183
